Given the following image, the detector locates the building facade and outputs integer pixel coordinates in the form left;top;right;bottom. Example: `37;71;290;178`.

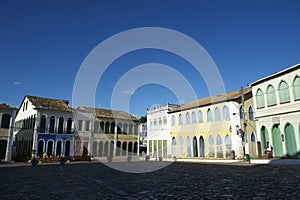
249;63;300;158
146;104;179;158
169;88;257;159
14;96;75;159
0;104;17;161
75;106;140;158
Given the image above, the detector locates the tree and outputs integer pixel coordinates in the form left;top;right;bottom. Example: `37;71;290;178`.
139;115;147;123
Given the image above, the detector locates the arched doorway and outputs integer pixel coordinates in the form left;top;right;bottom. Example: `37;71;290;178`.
0;140;7;159
47;140;53;157
284;123;297;157
260;126;269;155
65;141;71;157
104;141;109;157
133;142;138;154
208;135;214;158
128;142;133;154
216;135;223;158
272;125;283;157
116;141;121;156
186;136;191;157
224;134;232;158
98;142;103;157
122;142;127;156
37;140;44;158
199;136;205;158
193;136;198;157
172;137;176;156
251;133;257;156
109;141;114;156
56;141;62;156
93;141;98;157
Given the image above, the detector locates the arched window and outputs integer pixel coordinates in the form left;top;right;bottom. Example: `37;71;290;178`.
40;115;46;133
178;114;183;125
239;106;244;119
256;88;265;108
214;107;221;121
207;109;213;122
129;124;133;134
67;118;72;133
266;85;276;106
191;112;196;124
222;106;230;120
58;117;64;133
279;81;290;103
249;107;254;120
186;112;190;125
158;118;162;126
1;114;11;128
198;110;203;123
100;122;104;133
224;134;232;158
172;115;176;126
293;76;300;100
110;122;115;134
94;121;99;133
49;116;55;133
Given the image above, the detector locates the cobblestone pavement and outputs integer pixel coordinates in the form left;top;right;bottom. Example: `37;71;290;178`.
0;161;300;199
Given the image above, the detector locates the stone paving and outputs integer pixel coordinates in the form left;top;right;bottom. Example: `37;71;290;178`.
0;160;300;199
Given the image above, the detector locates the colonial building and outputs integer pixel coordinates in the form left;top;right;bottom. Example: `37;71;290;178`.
75;106;140;158
168;88;257;159
249;63;300;158
14;95;75;159
146;104;179;158
0;104;17;161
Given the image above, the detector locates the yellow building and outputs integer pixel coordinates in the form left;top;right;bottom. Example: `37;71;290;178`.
169;88;256;159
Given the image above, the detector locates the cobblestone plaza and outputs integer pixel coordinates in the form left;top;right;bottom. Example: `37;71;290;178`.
1;160;300;199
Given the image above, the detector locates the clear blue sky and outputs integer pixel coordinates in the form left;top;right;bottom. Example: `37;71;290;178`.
1;0;300;118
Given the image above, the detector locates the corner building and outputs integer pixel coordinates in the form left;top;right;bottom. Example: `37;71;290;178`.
169;88;257;159
249;63;300;158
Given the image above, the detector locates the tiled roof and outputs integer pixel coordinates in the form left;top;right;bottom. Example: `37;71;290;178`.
169;87;252;113
0;103;17;110
26;95;73;112
77;106;139;121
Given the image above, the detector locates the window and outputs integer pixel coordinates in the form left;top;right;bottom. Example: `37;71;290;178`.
191;112;196;124
239;106;244;120
198;110;203;123
40;115;46;133
266;85;276;106
49;116;55;133
207;109;213;122
85;121;91;131
223;106;230;120
67;118;72;133
178;114;183;125
249;107;254;120
172;115;175;126
58;117;64;133
163;117;167;125
78;120;83;131
256;88;265;108
186;112;190;124
1;114;11;128
154;119;157;126
158;118;162;126
214;107;221;121
293;76;300;100
279;81;290;103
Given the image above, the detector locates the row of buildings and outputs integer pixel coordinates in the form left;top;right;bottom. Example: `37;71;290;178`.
0;62;299;162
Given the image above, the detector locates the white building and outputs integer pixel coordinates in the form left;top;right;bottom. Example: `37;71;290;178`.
14;95;75;159
146;103;179;158
249;63;300;157
0;104;17;162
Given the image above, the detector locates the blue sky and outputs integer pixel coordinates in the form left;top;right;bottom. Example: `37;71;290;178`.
1;0;300;118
